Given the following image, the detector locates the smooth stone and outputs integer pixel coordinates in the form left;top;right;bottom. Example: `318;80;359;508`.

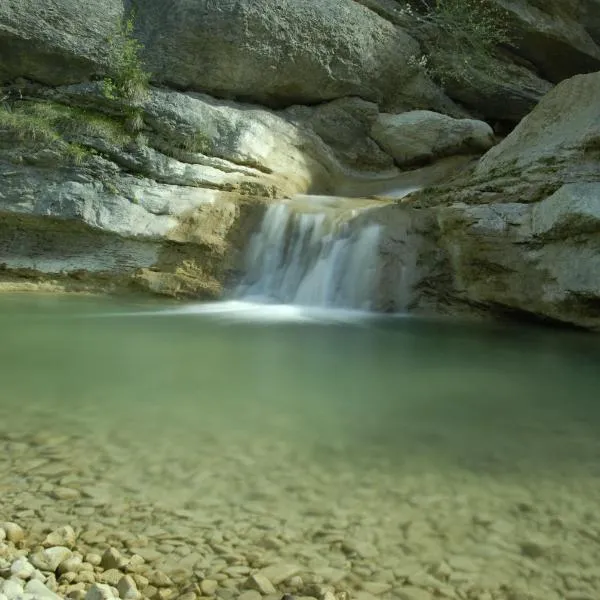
101;548;126;570
361;583;392;595
101;569;123;586
2;523;25;543
396;588;433;600
25;579;64;600
44;526;76;548
117;575;140;600
200;580;219;596
58;556;83;575
50;487;81;500
11;558;35;579
85;583;117;600
85;554;102;566
244;575;275;595
31;547;73;572
1;579;24;600
257;564;301;585
237;592;261;600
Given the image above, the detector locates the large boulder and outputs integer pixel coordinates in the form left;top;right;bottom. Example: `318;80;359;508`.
0;0;121;85
369;71;600;329
495;0;600;82
371;110;495;167
0;0;456;114
477;71;600;174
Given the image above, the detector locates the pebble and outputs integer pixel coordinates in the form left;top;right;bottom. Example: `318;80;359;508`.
11;557;35;579
100;548;126;571
2;523;25;544
237;592;261;600
25;579;64;600
85;554;102;567
51;487;81;500
361;582;392;595
31;547;73;572
101;569;124;586
200;579;219;596
58;556;83;575
245;574;275;595
396;588;433;600
84;583;116;600
45;526;77;548
117;575;140;600
1;579;24;599
257;564;301;585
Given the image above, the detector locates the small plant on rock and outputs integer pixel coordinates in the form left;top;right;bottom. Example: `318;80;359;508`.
400;0;511;87
102;11;151;132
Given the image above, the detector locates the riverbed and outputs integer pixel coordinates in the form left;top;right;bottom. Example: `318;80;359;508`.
1;295;600;600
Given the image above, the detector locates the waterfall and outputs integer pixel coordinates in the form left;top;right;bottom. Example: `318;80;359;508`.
234;200;383;310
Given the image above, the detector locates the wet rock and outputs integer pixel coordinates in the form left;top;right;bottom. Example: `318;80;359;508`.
245;574;275;595
237;592;261;600
395;588;433;600
257;564;301;585
201;579;219;596
50;487;81;500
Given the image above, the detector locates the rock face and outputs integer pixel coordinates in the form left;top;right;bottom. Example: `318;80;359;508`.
496;0;600;83
372;71;600;330
477;72;600;173
371;111;495;167
134;0;455;112
0;0;455;114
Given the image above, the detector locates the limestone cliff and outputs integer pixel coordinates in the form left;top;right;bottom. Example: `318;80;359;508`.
0;0;599;329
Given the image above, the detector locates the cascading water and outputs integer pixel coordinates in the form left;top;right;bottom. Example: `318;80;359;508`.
234;199;383;310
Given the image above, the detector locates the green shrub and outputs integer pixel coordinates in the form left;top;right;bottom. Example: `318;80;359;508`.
0;100;133;164
404;0;511;86
102;11;151;132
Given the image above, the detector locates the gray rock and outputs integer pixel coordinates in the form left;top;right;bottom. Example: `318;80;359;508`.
84;583;117;600
10;558;35;579
0;0;454;113
100;549;126;571
30;547;73;573
492;0;600;82
44;526;77;548
245;574;276;595
477;71;600;174
117;575;140;600
1;579;23;600
256;564;301;585
24;579;64;600
1;523;25;543
371;111;494;167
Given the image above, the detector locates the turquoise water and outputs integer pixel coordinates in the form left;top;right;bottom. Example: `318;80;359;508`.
2;294;600;598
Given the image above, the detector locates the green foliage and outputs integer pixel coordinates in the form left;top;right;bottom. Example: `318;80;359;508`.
0;100;133;164
0;102;62;145
102;12;150;132
404;0;511;86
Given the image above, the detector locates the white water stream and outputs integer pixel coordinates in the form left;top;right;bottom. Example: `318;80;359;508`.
234;197;385;310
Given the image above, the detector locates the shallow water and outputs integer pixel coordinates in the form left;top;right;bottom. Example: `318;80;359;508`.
2;295;600;598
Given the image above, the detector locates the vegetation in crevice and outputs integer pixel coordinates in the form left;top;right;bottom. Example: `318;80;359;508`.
0;98;134;165
101;10;151;133
400;0;512;89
